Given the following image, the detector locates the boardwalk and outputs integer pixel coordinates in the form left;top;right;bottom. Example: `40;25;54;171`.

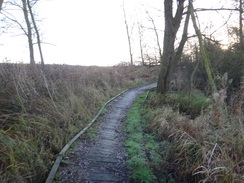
58;83;156;183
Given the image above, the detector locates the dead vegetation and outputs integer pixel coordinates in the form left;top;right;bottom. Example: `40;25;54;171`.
0;63;159;183
144;89;244;183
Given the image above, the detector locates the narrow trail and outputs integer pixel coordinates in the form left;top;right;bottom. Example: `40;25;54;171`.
58;83;156;183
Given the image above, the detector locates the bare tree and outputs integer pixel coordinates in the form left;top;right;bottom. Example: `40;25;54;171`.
122;1;133;65
137;22;145;65
21;0;35;65
157;0;187;93
195;1;243;49
146;11;162;59
1;0;44;66
27;0;44;68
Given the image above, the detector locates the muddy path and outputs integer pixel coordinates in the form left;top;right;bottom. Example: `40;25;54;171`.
58;83;156;183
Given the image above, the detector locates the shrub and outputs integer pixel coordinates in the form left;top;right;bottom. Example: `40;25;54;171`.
164;91;212;118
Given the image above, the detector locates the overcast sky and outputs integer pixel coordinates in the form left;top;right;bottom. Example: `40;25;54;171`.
0;0;237;66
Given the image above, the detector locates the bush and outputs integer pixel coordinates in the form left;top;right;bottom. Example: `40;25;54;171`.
164;91;212;118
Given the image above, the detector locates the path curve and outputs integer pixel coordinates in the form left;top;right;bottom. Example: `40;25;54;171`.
58;83;156;183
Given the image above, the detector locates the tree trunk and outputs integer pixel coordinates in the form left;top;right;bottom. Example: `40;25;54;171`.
147;12;162;59
0;0;3;11
164;5;190;92
189;46;200;100
139;38;144;65
174;6;190;65
126;23;133;65
138;23;145;65
122;3;133;65
189;0;216;96
27;0;44;69
157;0;185;93
239;0;243;50
22;0;35;65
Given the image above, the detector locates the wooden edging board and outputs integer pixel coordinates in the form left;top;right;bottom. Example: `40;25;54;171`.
45;89;128;183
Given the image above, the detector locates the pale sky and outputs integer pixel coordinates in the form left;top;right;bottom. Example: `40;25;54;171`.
0;0;238;66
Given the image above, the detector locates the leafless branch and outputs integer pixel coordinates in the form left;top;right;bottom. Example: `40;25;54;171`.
6;1;23;10
1;11;27;35
195;8;238;12
209;10;234;37
146;10;162;58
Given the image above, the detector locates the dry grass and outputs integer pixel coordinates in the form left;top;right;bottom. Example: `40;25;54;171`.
145;92;244;183
0;63;159;183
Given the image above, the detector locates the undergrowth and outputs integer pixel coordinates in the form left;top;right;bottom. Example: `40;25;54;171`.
124;93;156;183
144;91;244;183
124;92;176;183
163;91;212;118
0;63;159;183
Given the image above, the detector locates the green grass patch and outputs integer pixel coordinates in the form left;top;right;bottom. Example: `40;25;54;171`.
124;93;157;183
164;91;212;118
86;127;98;140
101;108;108;115
126;91;180;183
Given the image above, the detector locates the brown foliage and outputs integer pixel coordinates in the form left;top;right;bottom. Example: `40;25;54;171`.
145;92;244;183
0;63;158;183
